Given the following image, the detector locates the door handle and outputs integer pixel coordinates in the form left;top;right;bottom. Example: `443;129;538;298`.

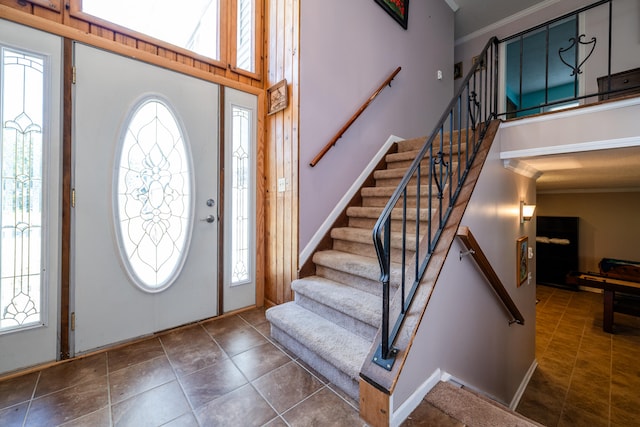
201;215;215;223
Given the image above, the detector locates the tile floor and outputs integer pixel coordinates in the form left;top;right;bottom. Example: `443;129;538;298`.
0;307;368;427
516;284;640;426
1;285;639;426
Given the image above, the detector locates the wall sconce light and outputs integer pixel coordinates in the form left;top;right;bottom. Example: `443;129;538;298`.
520;201;536;223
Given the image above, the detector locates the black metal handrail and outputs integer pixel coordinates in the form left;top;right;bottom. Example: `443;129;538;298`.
371;37;500;370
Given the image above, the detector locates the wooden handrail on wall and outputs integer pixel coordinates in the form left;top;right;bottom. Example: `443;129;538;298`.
309;66;401;167
457;226;525;325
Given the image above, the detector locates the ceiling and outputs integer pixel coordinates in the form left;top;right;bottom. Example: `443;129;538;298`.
450;0;640;193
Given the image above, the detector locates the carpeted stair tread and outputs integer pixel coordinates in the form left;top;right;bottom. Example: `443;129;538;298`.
292;276;381;327
313;250;403;284
386;145;464;164
331;227;417;249
374;163;459;180
396;130;475;152
265;303;370;381
361;185;438;198
347;206;433;222
425;382;543;427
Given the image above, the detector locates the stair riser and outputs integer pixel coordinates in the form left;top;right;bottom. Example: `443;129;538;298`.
396;132;476;152
348;217;430;234
270;326;359;401
362;195;439;208
333;239;415;264
295;293;377;341
387;156;466;170
315;265;384;297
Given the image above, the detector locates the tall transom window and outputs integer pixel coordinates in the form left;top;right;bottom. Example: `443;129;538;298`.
74;0;257;74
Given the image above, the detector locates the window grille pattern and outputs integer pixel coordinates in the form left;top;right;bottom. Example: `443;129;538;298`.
115;99;192;291
1;48;45;330
231;106;251;284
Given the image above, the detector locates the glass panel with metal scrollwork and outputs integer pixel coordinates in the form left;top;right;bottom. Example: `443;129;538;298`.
231;106;251;285
1;48;45;332
114;99;193;292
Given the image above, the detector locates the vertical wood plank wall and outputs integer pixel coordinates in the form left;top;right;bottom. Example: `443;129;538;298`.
264;0;299;305
0;0;298;308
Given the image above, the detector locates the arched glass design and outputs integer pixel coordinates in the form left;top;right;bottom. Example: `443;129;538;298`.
114;98;193;292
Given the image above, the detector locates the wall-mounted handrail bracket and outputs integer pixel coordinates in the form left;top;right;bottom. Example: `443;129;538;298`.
459;249;476;260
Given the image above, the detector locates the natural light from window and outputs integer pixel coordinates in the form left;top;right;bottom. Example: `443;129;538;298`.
82;0;219;60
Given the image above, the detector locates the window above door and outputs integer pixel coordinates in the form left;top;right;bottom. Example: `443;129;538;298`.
69;0;259;76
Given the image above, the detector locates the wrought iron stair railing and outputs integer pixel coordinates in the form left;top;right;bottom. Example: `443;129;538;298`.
372;37;500;370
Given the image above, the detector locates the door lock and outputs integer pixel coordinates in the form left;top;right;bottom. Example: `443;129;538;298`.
201;215;215;223
206;199;215;207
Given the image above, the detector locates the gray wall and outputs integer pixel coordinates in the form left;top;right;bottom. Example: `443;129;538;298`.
393;126;537;408
299;0;454;249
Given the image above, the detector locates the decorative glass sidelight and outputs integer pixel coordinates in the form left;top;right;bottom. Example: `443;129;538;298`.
114;99;193;292
0;48;45;331
230;106;251;285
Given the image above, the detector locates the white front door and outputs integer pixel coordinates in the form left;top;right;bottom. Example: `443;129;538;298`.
0;20;62;374
72;44;219;353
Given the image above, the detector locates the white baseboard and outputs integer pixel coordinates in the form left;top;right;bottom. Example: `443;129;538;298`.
389;369;444;427
299;134;404;267
509;359;538;410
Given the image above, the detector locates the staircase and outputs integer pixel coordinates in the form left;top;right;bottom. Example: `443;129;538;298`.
265;132;468;401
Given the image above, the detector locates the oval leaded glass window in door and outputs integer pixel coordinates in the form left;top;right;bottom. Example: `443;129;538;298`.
114;98;194;293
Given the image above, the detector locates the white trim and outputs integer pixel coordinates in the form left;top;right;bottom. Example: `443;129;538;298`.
500;136;640;160
509;359;538;410
503;159;542;179
538;187;640;194
390;369;443;427
501;97;640;128
455;0;562;46
299;135;404;266
444;0;459;13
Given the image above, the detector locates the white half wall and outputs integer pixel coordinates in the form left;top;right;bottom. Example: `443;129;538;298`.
392;124;537;408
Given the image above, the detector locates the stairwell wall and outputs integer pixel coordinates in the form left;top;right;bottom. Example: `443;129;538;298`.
298;0;454;249
392;125;537;409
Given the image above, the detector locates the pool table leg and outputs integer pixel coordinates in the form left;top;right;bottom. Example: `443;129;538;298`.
603;290;614;333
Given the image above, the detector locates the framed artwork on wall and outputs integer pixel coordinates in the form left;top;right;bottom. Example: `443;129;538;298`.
517;236;529;287
374;0;409;30
267;79;288;115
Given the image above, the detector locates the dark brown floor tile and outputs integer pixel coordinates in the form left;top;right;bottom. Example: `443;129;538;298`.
516;398;560;427
282;387;365;426
253;361;323;413
202;315;249;337
327;383;359;410
109;356;175;404
565;385;610;420
558;402;609;427
216;327;268;357
111;381;190;427
160;325;227;377
25;375;108;427
254;321;272;338
195;384;276;427
610;379;640;414
232;342;290;381
262;416;289;427
107;337;165;372
239;307;268;326
162;411;199;427
35;353;107;397
0;402;28;427
180;357;247;409
59;407;110;426
516;369;566;425
0;371;38;409
401;400;464;427
294;359;329;384
572;355;611;378
610;406;640;427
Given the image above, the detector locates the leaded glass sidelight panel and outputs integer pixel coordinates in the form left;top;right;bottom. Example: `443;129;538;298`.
230;106;252;285
114;98;193;292
1;48;45;331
